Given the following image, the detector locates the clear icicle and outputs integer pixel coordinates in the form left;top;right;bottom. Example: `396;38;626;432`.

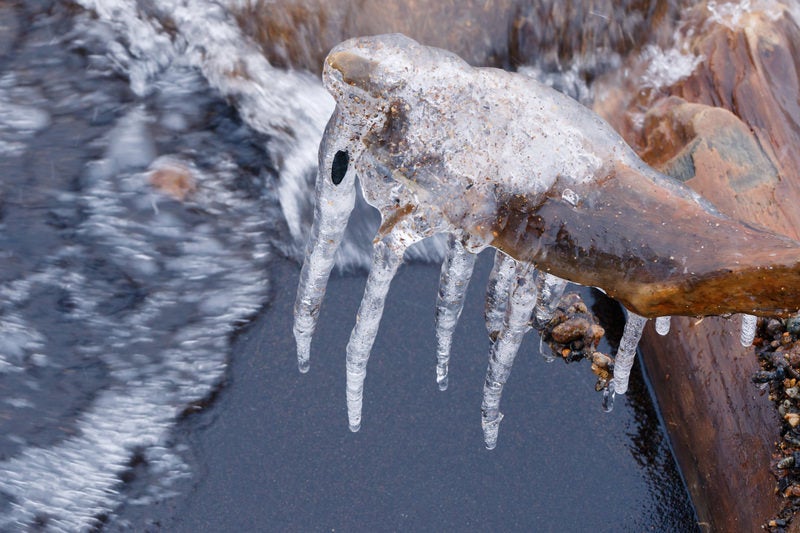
740;314;758;347
608;311;647;403
434;234;477;391
481;261;538;450
533;273;568;363
293;113;357;373
484;250;516;341
533;273;569;327
655;316;671;336
345;233;415;432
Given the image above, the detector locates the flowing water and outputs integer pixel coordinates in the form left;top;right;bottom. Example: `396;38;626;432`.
0;1;704;530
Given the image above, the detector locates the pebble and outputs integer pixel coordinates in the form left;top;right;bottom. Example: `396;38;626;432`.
148;158;197;201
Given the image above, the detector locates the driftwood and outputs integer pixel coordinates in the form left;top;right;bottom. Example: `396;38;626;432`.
595;6;800;530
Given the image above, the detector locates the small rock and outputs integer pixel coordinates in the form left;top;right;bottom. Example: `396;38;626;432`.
787;315;800;335
148;158;197;201
551;317;590;344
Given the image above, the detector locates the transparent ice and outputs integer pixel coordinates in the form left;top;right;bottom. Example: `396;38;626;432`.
345;239;406;431
604;312;648;413
740;314;758;347
434;234;477;390
484;250;517;341
534;273;569;328
655;316;671;336
481;261;538;450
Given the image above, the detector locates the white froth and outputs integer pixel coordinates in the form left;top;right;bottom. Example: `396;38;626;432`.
639;45;704;90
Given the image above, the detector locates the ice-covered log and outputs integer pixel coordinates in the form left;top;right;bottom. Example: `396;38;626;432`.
300;32;800;462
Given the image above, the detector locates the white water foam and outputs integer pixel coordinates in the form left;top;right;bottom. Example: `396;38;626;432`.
0;58;275;529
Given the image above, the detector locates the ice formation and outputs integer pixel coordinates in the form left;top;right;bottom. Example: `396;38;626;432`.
435;235;477;390
294;34;800;449
655;316;671;336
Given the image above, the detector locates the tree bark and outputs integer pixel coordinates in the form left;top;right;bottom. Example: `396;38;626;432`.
594;6;800;530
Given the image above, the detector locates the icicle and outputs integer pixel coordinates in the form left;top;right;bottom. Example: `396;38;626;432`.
740;314;757;347
434;234;477;391
531;273;568;363
481;261;538;450
345;237;407;432
606;311;647;410
484;250;516;341
655;316;671;336
293;112;357;373
533;273;569;327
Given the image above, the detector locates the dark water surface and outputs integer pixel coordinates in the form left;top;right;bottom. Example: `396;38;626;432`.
122;256;697;532
0;1;696;530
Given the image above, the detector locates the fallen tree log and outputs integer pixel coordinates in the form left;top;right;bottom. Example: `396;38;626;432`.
595;5;800;530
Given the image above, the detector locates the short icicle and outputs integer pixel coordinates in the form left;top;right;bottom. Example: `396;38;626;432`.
484;250;517;342
293;112;357;373
604;311;647;411
655;316;671;336
740;314;758;347
533;272;569;327
434;234;477;391
533;273;568;362
481;261;538;450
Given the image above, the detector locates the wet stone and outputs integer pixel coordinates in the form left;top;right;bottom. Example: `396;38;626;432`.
755;318;800;530
551;317;592;344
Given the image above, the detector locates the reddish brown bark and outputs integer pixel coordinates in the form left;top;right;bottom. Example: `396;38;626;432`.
594;5;800;530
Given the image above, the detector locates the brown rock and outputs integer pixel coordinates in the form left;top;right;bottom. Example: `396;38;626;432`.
148;159;197;201
550;317;591;344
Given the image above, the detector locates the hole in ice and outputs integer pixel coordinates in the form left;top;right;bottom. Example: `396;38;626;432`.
331;149;349;185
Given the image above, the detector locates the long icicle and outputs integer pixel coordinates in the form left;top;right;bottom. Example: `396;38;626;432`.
604;311;647;411
484;250;516;342
434;234;477;391
345;233;413;432
481;260;538;450
293;111;357;373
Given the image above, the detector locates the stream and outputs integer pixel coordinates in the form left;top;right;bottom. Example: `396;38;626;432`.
0;1;700;530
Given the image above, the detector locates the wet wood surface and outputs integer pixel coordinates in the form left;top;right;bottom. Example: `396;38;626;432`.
595;6;800;531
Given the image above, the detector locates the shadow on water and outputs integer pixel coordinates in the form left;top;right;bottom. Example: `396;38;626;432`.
0;0;697;530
